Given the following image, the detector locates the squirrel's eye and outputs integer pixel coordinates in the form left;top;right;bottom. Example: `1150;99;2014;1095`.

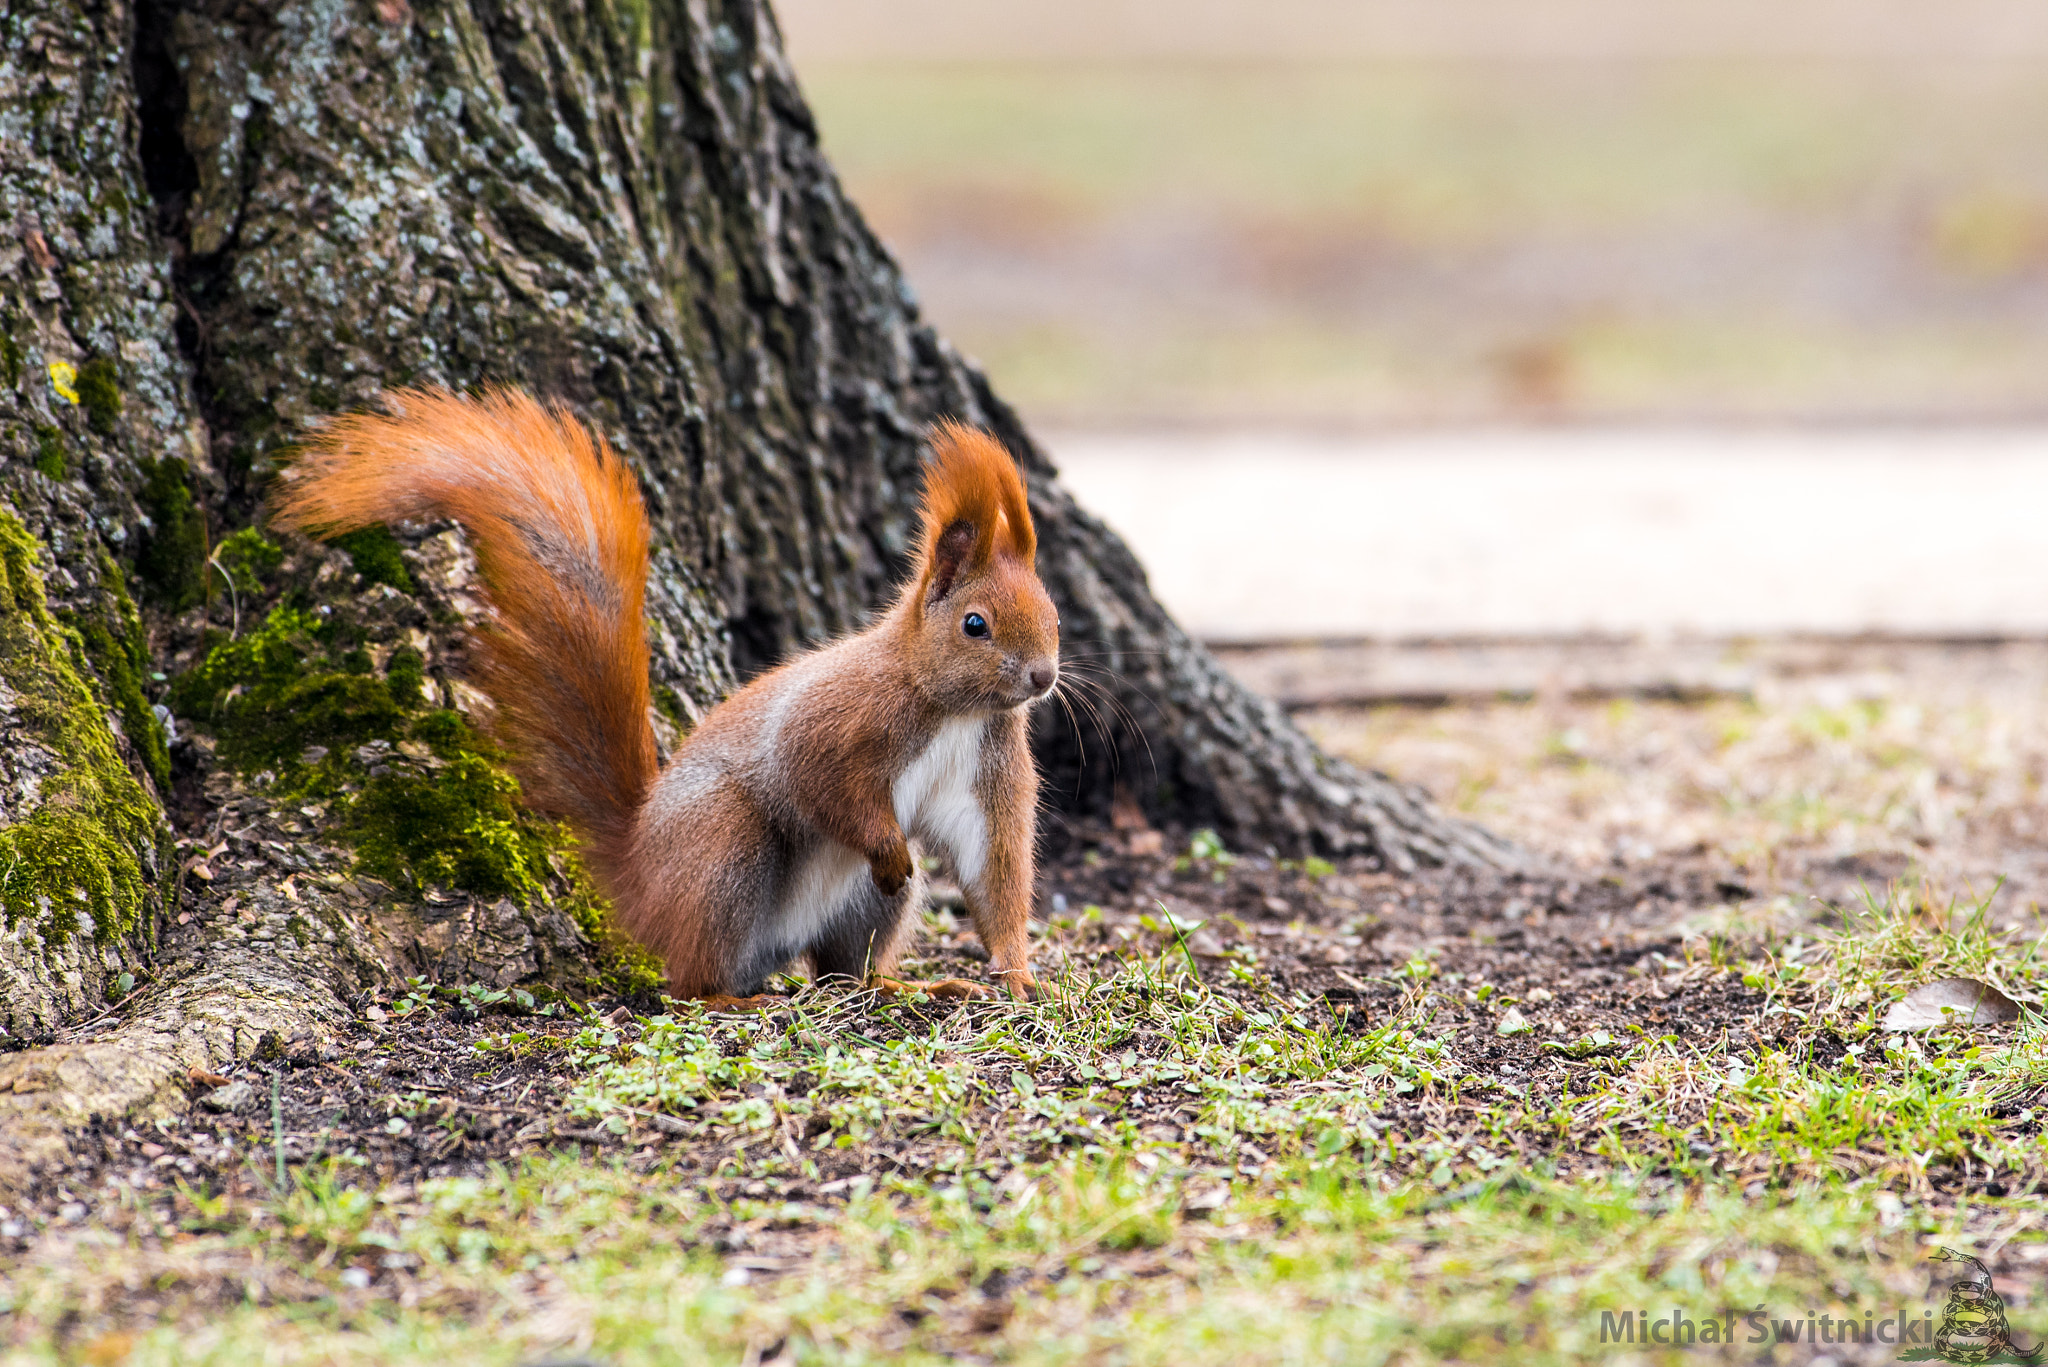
962;612;990;639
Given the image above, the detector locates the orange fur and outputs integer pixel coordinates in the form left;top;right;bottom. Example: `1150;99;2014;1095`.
914;419;1036;599
270;387;656;888
267;393;1060;1002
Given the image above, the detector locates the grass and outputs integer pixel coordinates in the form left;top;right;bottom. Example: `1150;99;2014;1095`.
9;1164;2001;1365
547;955;1455;1169
10;881;2048;1362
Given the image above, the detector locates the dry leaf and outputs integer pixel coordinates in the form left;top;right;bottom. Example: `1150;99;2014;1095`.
1882;977;2021;1031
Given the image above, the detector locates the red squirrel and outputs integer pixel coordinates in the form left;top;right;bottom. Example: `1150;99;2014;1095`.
270;387;1059;1001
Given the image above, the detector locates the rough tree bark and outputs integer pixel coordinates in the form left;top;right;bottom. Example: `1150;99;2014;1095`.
0;0;1511;1187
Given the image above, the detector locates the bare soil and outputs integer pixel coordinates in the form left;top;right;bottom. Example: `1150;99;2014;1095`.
0;836;1883;1258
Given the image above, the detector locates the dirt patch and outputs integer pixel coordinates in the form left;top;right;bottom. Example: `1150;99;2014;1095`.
0;838;1826;1264
1291;638;2048;908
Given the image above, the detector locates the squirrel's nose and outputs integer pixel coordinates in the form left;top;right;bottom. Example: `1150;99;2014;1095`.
1028;663;1056;693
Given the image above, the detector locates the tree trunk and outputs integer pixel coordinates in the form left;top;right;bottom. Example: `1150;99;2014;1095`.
0;0;1509;1187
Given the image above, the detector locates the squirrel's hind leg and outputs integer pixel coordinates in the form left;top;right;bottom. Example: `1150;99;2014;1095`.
634;769;784;999
807;865;995;999
807;860;924;987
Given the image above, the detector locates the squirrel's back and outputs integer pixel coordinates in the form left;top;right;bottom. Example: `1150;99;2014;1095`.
270;387;657;892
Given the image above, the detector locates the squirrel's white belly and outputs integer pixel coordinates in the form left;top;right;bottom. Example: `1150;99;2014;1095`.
763;718;988;959
893;716;989;888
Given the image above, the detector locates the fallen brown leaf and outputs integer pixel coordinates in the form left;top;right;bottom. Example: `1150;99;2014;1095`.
1882;977;2021;1031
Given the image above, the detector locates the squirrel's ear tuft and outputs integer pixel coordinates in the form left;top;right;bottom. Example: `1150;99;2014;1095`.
914;421;1034;601
926;519;978;603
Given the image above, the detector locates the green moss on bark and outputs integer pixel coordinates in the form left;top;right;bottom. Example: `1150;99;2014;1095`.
61;559;172;793
0;512;165;945
211;528;284;594
172;607;405;771
170;606;553;901
135;458;206;611
74;621;169;793
166;592;670;989
652;685;693;733
330;526;415;593
558;854;666;999
74;359;121;437
342;748;546;901
32;427;65;481
386;645;425;707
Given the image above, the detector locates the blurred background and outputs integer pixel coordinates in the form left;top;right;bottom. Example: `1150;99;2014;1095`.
777;0;2048;643
783;0;2048;432
776;0;2048;884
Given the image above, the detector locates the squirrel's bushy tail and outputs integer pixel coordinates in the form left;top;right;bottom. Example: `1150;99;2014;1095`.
270;387;656;888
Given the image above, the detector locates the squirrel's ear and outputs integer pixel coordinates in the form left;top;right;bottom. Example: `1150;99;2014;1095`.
926;519;977;604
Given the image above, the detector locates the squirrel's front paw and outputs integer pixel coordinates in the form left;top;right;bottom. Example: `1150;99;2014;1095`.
868;840;913;896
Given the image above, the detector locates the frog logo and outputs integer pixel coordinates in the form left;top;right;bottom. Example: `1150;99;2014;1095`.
1908;1248;2042;1365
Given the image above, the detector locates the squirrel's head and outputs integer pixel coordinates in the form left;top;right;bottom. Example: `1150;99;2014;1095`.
905;421;1060;712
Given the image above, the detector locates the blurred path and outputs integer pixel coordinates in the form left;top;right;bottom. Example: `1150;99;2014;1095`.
1049;427;2048;641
